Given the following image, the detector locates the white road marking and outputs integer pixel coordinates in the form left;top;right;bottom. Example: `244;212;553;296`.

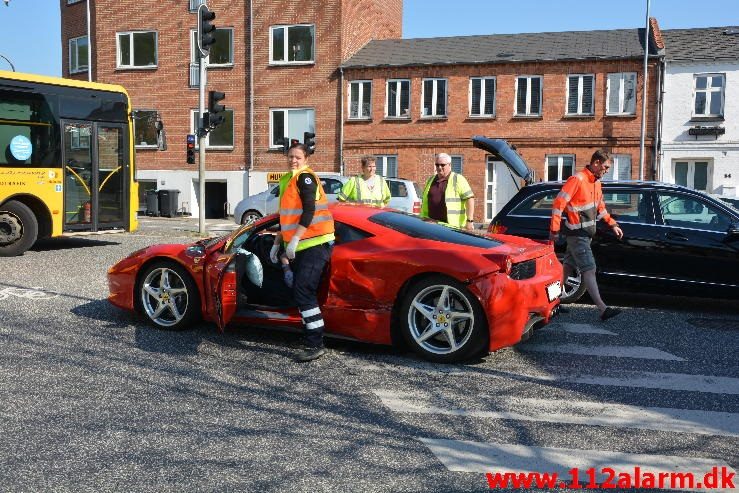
554;323;617;335
521;343;685;361
420;439;735;492
374;390;739;436
341;356;738;394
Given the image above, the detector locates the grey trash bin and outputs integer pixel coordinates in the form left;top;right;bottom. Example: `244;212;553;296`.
158;189;180;218
145;190;159;216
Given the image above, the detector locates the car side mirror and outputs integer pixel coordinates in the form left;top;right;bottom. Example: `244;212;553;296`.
726;223;739;239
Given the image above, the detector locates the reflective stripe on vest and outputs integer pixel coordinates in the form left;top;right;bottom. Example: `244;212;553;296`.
353;176;387;207
421;172;468;228
279;168;335;247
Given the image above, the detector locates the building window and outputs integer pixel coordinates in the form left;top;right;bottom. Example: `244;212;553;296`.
375;155;398;177
67;0;83;4
606;72;636;115
133;110;159;148
515;76;542;116
191;28;233;66
188;0;205;12
566;74;594;115
451;155;463;174
69;36;88;74
348;81;371;119
693;74;725;118
602;154;632;202
674;160;710;191
422;78;447;117
386;79;410;118
191;109;234;148
270;25;314;64
546;155;575;181
117;31;157;69
470;77;495;117
270;108;315;148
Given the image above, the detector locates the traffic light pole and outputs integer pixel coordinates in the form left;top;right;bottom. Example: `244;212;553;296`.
198;55;207;236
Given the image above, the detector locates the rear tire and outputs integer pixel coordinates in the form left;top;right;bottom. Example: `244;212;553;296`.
557;254;586;303
0;200;38;257
398;275;488;363
241;210;262;225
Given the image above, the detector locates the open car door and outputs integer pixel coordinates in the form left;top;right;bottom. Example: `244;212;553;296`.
206;249;239;333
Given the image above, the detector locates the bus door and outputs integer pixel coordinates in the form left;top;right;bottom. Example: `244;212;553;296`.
62;120;128;231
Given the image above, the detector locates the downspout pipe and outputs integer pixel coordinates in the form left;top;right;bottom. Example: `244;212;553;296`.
653;55;665;182
339;66;344;175
87;0;93;82
248;0;254;172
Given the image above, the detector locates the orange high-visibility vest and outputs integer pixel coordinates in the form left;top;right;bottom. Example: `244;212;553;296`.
279;168;335;244
550;167;618;238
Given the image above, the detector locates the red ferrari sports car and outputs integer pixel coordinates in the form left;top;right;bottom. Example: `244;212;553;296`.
108;205;563;362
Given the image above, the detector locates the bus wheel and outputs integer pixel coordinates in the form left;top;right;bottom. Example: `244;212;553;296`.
0;201;38;257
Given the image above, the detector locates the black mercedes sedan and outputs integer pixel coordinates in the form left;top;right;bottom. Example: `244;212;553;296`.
488;181;739;302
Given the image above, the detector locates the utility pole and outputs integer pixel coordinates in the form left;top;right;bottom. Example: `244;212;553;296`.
197;3;216;236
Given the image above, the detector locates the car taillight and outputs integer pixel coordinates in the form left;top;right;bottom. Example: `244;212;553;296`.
412;201;421;214
488;222;507;234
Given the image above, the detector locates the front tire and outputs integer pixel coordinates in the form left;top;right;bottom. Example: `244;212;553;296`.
241;210;262;225
399;275;488;363
0;200;38;257
135;261;200;330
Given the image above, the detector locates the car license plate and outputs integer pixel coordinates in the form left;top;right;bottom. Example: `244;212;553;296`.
546;281;562;302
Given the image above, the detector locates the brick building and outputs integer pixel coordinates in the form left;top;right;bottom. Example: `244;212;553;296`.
341;24;665;222
61;1;664;222
60;0;401;218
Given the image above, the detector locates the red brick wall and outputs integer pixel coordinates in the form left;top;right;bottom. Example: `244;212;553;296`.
341;0;402;60
60;0;88;81
343;59;661;222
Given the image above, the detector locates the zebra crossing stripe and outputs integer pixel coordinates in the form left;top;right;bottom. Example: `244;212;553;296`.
554;323;617;335
373;390;739;436
521;343;685;361
419;438;735;492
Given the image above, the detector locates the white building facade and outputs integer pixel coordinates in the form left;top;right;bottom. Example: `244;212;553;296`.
660;28;739;198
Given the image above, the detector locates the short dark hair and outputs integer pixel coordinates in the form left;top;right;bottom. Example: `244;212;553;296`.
289;142;310;157
590;149;611;165
361;155;376;167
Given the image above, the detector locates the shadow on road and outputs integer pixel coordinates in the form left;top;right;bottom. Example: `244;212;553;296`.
32;237;121;251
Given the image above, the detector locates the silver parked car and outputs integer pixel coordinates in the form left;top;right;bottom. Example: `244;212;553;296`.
233;174;421;224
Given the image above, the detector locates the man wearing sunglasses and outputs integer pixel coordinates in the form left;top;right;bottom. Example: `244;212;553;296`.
421;153;476;230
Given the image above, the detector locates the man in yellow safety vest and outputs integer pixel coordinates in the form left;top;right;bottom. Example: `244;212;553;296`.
421;153;475;230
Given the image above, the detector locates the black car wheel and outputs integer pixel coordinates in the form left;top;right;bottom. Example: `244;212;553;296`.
399;275;488;363
557;254;586;303
135;261;200;330
0;200;38;257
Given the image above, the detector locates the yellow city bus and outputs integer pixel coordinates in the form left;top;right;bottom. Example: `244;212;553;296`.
0;70;141;256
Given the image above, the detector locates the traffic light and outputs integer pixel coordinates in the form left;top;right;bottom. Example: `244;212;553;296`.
197;5;217;56
206;90;226;129
186;134;196;164
303;132;315;155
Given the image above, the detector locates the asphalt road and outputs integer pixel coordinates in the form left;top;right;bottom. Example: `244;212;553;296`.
0;218;737;492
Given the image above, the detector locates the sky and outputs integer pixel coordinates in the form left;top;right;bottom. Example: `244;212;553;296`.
0;0;737;77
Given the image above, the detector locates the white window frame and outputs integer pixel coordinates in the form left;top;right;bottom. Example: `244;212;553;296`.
269;108;315;149
68;35;88;74
514;75;543;116
545;154;576;181
469;76;496;117
566;74;595;116
606;72;637;115
190;109;235;149
116;31;158;69
693;73;725;118
189;0;206;12
375;155;398;178
67;0;83;4
421;78;447;118
385;79;411;118
672;160;712;192
348;80;372;120
190;28;234;66
269;24;315;65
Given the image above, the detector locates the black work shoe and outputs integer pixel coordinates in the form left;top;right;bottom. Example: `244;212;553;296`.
296;346;326;362
600;307;621;321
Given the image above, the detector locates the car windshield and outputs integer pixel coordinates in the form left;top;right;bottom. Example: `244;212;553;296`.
369;211;502;248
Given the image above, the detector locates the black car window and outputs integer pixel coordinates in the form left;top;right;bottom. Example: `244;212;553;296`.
657;193;732;232
604;192;652;224
334;221;374;245
320;178;343;195
510;191;559;217
369;211;502;248
270;185;279;196
388;180;408;197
